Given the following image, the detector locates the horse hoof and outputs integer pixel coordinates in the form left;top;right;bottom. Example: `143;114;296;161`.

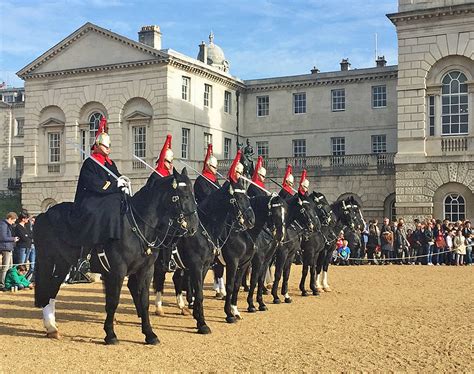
155;308;165;316
312;290;320;296
105;336;119;345
247;306;257;313
145;335;160;345
180;307;191;316
316;287;323;293
188;303;194;309
301;290;309;297
226;316;236;324
258;305;268;312
262;288;269;295
235;314;243;320
273;298;281;304
198;325;212;335
284;297;292;304
46;331;60;339
323;287;332;292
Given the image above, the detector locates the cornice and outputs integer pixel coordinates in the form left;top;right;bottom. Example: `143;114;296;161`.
244;72;398;93
387;3;474;26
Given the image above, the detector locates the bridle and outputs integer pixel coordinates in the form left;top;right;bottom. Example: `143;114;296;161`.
265;194;286;242
312;194;333;226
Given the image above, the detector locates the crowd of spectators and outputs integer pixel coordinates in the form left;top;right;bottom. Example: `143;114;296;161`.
346;217;473;266
0;210;36;291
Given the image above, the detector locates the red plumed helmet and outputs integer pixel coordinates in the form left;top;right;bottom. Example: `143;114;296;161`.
94;117;110;148
252;156;266;188
227;150;244;183
298;169;310;195
282;164;294;194
155;134;173;176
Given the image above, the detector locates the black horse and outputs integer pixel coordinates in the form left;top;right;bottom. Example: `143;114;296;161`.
271;195;320;304
34;168;199;345
220;194;284;323
153;179;255;334
299;191;338;296
314;196;363;292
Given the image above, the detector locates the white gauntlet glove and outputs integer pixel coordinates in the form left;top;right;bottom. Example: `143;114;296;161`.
117;176;131;195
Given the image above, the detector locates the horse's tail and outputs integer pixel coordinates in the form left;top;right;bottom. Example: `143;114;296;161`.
34;214;55;308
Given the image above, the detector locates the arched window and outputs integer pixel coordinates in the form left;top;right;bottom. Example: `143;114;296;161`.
88;112;103;147
441;71;468;135
389;199;396;222
443;194;465;222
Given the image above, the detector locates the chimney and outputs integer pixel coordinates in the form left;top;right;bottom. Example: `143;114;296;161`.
311;66;320;74
340;58;350;71
138;25;162;49
376;55;387;67
198;41;207;64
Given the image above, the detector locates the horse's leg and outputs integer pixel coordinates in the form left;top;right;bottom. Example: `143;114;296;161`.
309;258;318;295
256;260;268;311
281;257;293;303
322;248;332;292
184;271;195;308
230;266;244;320
246;259;259;313
315;251;324;294
189;264;211;334
103;273;124;345
173;270;190;316
241;265;250;292
37;255;70;338
153;266;166;316
127;274;141;318
271;247;285;304
134;265;159;345
224;260;238;323
299;246;309;296
213;261;225;298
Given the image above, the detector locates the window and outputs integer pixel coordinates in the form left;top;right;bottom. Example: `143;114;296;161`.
332;89;345;111
331;137;345;155
132;126;146;168
224;137;231;159
204;84;212;108
256;141;269;159
428;96;435;136
372;85;387;108
88;112;103;149
441;71;468;135
16;118;24;137
293;139;306;157
14;156;24;180
371;135;387;154
3;95;14;103
182;76;190;101
204;132;213;154
444;193;465;221
257;96;269;117
293;93;306;114
390;200;396;222
224;91;232;113
48;132;61;172
182;128;190;159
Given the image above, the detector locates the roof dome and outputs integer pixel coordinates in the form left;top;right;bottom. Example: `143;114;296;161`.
197;32;229;72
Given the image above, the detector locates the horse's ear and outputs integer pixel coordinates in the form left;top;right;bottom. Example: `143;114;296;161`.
172;167;180;178
229;183;234;196
181;167;188;176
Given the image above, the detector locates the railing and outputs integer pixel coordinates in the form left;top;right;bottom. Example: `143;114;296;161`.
441;136;468;152
7;178;21;190
132;160;146;169
48;164;60;173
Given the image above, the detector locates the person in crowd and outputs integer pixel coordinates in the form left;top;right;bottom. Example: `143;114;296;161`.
465;231;473;266
424;222;435;265
395;222;410;265
13;212;33;266
406;228;415;264
26;215;36;280
0;212;19;290
433;221;445;265
4;264;33;291
453;229;466;266
412;222;424;265
445;229;455;265
380;217;394;264
366;220;380;264
336;240;351;266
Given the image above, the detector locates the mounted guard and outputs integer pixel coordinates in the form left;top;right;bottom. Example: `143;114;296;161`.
228;149;244;183
279;164;295;200
247;156;267;198
298;169;310;198
70;117;130;248
155;134;173;176
194;143;220;204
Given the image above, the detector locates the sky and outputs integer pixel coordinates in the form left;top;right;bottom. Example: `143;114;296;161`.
0;0;399;88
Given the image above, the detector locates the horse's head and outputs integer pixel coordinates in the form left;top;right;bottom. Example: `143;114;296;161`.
288;195;320;234
266;194;287;243
165;167;199;237
333;198;359;230
348;196;366;230
310;191;335;226
226;179;255;231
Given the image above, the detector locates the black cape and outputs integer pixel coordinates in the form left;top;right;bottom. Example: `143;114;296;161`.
194;175;220;204
69;157;124;247
278;188;294;201
247;183;266;198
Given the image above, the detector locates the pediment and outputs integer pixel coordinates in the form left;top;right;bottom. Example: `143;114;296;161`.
39;118;65;127
17;23;168;78
124;110;152;121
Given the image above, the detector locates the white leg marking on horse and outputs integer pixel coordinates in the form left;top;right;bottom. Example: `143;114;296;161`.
316;274;322;289
231;304;242;319
218;278;226;296
323;271;329;288
42;298;58;333
284;292;290;299
155;291;162;308
176;293;185;309
213;278;219;292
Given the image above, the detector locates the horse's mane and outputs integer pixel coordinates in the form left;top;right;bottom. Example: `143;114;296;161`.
250;195;271;224
131;173;172;209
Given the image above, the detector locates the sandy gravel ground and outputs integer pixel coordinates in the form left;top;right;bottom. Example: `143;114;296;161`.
0;265;473;372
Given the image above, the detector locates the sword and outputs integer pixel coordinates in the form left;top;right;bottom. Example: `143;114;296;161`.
175;159;219;189
268;176;298;193
132;155;164;177
215;170;272;196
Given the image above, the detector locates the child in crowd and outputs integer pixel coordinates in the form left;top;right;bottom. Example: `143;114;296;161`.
4;264;33;291
336;239;351;266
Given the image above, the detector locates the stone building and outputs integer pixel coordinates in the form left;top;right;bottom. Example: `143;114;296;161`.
2;0;473;222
